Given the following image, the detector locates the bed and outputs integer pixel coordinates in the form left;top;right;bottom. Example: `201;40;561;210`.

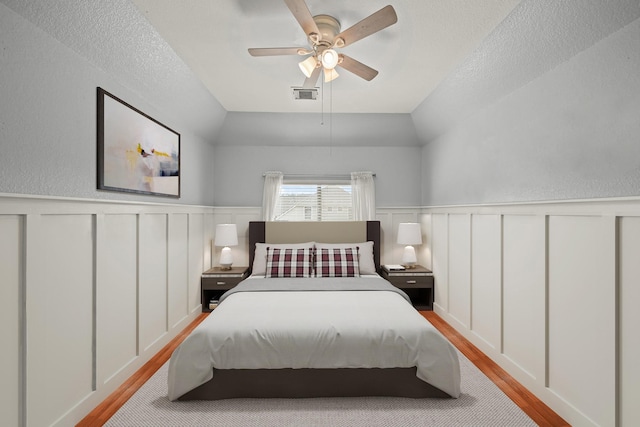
168;221;460;401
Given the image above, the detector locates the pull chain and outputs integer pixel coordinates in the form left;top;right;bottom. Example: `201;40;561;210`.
329;78;333;156
320;74;324;126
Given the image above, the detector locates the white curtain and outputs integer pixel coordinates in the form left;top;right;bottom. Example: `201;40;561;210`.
351;171;376;220
262;171;283;221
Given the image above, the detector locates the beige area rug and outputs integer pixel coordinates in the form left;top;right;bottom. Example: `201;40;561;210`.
105;352;536;427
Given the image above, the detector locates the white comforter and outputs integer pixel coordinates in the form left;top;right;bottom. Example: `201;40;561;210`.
167;276;461;401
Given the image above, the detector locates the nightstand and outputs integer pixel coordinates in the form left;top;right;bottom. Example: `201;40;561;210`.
201;266;249;312
381;265;434;310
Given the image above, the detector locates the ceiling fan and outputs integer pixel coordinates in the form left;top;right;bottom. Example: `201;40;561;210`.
248;0;398;88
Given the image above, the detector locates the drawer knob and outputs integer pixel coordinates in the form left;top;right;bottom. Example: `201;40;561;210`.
216;281;226;285
406;280;417;284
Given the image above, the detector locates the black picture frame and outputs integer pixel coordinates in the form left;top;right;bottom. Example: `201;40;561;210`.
97;87;180;198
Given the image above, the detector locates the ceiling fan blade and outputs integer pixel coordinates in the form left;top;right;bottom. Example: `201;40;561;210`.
302;66;321;89
338;54;379;81
248;47;307;56
284;0;320;39
334;5;397;48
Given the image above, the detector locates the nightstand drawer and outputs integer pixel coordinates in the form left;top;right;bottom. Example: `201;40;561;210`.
386;275;433;289
380;265;434;310
201;267;249;312
201;276;244;289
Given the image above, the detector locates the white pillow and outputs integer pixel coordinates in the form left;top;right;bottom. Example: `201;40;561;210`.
315;241;376;275
252;242;316;276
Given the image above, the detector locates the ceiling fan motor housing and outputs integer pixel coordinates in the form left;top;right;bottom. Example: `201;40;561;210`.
312;15;341;48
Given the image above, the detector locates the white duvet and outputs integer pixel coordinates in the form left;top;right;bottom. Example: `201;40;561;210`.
167;276;461;401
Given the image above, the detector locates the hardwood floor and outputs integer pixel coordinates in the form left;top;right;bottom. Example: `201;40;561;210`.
77;311;569;427
421;311;569;427
76;313;209;427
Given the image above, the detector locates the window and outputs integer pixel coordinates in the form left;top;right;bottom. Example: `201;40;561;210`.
274;183;352;221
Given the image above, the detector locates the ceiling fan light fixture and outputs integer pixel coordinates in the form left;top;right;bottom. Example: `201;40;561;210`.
298;55;318;78
248;4;397;84
321;49;339;69
324;67;339;82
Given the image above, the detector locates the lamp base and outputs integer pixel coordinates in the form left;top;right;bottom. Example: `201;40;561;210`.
219;246;233;270
401;246;417;269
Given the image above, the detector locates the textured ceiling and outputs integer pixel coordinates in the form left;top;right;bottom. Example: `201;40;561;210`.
4;0;636;146
131;0;521;113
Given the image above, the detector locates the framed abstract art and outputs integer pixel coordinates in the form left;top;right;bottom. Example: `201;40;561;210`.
97;87;180;197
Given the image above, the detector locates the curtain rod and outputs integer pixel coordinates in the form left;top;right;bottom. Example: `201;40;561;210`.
263;173;376;179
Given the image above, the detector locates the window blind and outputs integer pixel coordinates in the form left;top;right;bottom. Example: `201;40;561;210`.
274;183;353;221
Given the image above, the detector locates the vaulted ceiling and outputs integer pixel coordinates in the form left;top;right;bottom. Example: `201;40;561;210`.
130;0;521;114
5;0;633;147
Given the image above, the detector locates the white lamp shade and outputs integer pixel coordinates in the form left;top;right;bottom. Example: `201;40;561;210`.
321;49;339;69
397;223;422;245
214;224;238;247
324;67;339;82
298;55;318;78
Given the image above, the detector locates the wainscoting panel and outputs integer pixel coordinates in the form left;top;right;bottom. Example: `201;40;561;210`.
547;215;615;427
168;213;189;329
501;214;546;383
470;214;501;350
188;213;205;313
619;216;640;427
26;214;94;427
427;198;639;427
96;214;138;387
6;195;636;426
203;213;214;272
138;214;169;353
0;215;22;427
0;194;212;427
431;213;449;310
448;214;471;328
418;214;432;270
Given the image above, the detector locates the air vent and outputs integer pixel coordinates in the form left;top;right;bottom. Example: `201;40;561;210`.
292;88;318;100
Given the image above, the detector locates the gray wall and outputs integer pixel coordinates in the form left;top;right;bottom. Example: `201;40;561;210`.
216;112;420;147
414;0;640;206
2;0;638;208
213;112;422;207
0;1;226;206
213;145;422;207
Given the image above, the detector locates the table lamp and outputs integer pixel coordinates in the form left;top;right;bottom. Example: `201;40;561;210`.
397;223;422;268
215;224;238;270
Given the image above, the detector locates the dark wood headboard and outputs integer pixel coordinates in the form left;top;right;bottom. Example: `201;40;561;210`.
249;221;381;273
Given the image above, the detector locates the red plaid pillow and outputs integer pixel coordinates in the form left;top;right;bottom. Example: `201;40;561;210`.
315;247;360;277
265;247;313;278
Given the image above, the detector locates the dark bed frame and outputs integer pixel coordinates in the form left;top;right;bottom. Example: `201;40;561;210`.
178;221;449;400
